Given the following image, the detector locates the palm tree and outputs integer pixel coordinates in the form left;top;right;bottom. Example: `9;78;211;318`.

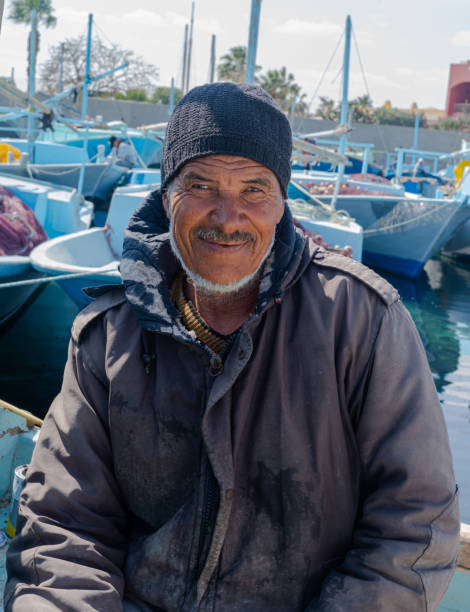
8;0;57;85
258;67;306;113
350;94;375;124
315;97;339;121
217;46;261;83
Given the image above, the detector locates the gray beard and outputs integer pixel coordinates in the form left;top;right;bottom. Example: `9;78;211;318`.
169;215;275;301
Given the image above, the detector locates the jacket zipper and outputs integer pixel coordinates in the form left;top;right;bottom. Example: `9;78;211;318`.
196;460;219;577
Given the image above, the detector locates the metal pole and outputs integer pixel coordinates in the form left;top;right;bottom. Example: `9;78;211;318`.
185;1;195;93
246;0;262;83
27;9;37;160
332;15;351;209
338;15;351;156
77;13;93;198
361;147;369;174
169;77;175;115
58;43;65;93
209;34;216;83
181;24;188;92
289;95;296;127
412;112;420;165
81;14;92;121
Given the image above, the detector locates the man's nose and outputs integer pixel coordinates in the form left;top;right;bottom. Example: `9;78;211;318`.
209;191;245;228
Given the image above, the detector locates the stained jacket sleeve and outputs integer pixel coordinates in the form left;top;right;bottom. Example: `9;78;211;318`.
307;299;460;612
4;323;128;612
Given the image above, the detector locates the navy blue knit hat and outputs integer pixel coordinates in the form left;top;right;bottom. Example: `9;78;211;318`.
161;82;292;196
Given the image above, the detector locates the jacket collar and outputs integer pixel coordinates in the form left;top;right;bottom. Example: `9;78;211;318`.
120;188;308;332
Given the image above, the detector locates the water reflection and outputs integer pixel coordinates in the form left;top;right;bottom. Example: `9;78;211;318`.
382;260;464;393
384;257;470;522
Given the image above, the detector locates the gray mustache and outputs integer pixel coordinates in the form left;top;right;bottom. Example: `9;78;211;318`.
196;228;255;243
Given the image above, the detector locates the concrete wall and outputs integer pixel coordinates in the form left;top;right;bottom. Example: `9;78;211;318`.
290;116;470;160
87;98;171;128
85;98;470;159
3;93;470;160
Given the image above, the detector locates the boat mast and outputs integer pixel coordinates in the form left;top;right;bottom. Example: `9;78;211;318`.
209;34;216;83
246;0;262;83
185;1;195;93
181;24;188;92
27;9;37;161
332;14;351;209
58;43;65;93
77;13;93;198
169;77;175;114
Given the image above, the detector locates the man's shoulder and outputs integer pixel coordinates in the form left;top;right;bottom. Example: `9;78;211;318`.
307;246;399;307
71;285;129;344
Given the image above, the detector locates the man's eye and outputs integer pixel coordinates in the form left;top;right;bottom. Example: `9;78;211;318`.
191;183;210;190
245;186;263;194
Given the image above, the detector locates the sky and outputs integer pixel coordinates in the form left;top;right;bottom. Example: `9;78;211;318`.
1;0;470;112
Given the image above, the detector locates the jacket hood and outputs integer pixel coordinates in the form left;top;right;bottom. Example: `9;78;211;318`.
120;188;310;332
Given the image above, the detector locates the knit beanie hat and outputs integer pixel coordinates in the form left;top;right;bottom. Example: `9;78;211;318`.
161;82;292;196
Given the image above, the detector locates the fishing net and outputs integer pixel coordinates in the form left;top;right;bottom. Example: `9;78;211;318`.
0;186;48;256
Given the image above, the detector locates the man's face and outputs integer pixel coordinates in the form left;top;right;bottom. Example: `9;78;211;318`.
162;155;284;288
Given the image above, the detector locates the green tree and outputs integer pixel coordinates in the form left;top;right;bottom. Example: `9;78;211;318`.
217;46;260;83
315;96;339;120
151;86;183;105
115;89;148;102
258;66;306;113
375;106;427;127
8;0;57;83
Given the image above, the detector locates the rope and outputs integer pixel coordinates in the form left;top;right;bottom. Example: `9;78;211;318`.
351;25;388;156
297;31;345;133
362;202;457;236
287;197;353;227
0;397;43;427
0;265;119;289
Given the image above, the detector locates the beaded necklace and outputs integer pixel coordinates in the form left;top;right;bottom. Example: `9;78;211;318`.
173;273;233;355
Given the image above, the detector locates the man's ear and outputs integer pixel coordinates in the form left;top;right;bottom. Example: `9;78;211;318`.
162;190;171;219
275;199;285;224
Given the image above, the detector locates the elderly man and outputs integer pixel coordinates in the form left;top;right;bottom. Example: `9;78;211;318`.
6;83;459;611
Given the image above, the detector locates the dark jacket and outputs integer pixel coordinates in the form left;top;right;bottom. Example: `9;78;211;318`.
6;190;459;611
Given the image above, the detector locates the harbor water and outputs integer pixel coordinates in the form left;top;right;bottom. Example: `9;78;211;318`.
1;256;470;521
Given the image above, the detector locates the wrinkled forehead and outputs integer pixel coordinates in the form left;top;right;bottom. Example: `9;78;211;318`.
172;154;281;188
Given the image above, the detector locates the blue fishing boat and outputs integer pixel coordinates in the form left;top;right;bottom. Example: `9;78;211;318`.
289;169;470;277
30;183;155;308
0;139;129;202
0;173;93;325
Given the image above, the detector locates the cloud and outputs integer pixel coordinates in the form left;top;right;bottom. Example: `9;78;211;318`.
450;30;470;47
394;66;447;83
273;19;341;37
122;10;164;27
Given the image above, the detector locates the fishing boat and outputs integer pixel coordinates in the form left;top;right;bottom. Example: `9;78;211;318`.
288;198;363;261
0;398;42;609
0;173;93;326
0;140;129;202
383;147;470;262
289;169;470;277
0;396;469;610
30;183;154;309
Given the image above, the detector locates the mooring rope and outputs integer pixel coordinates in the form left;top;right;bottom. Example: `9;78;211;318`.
0;265;119;289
